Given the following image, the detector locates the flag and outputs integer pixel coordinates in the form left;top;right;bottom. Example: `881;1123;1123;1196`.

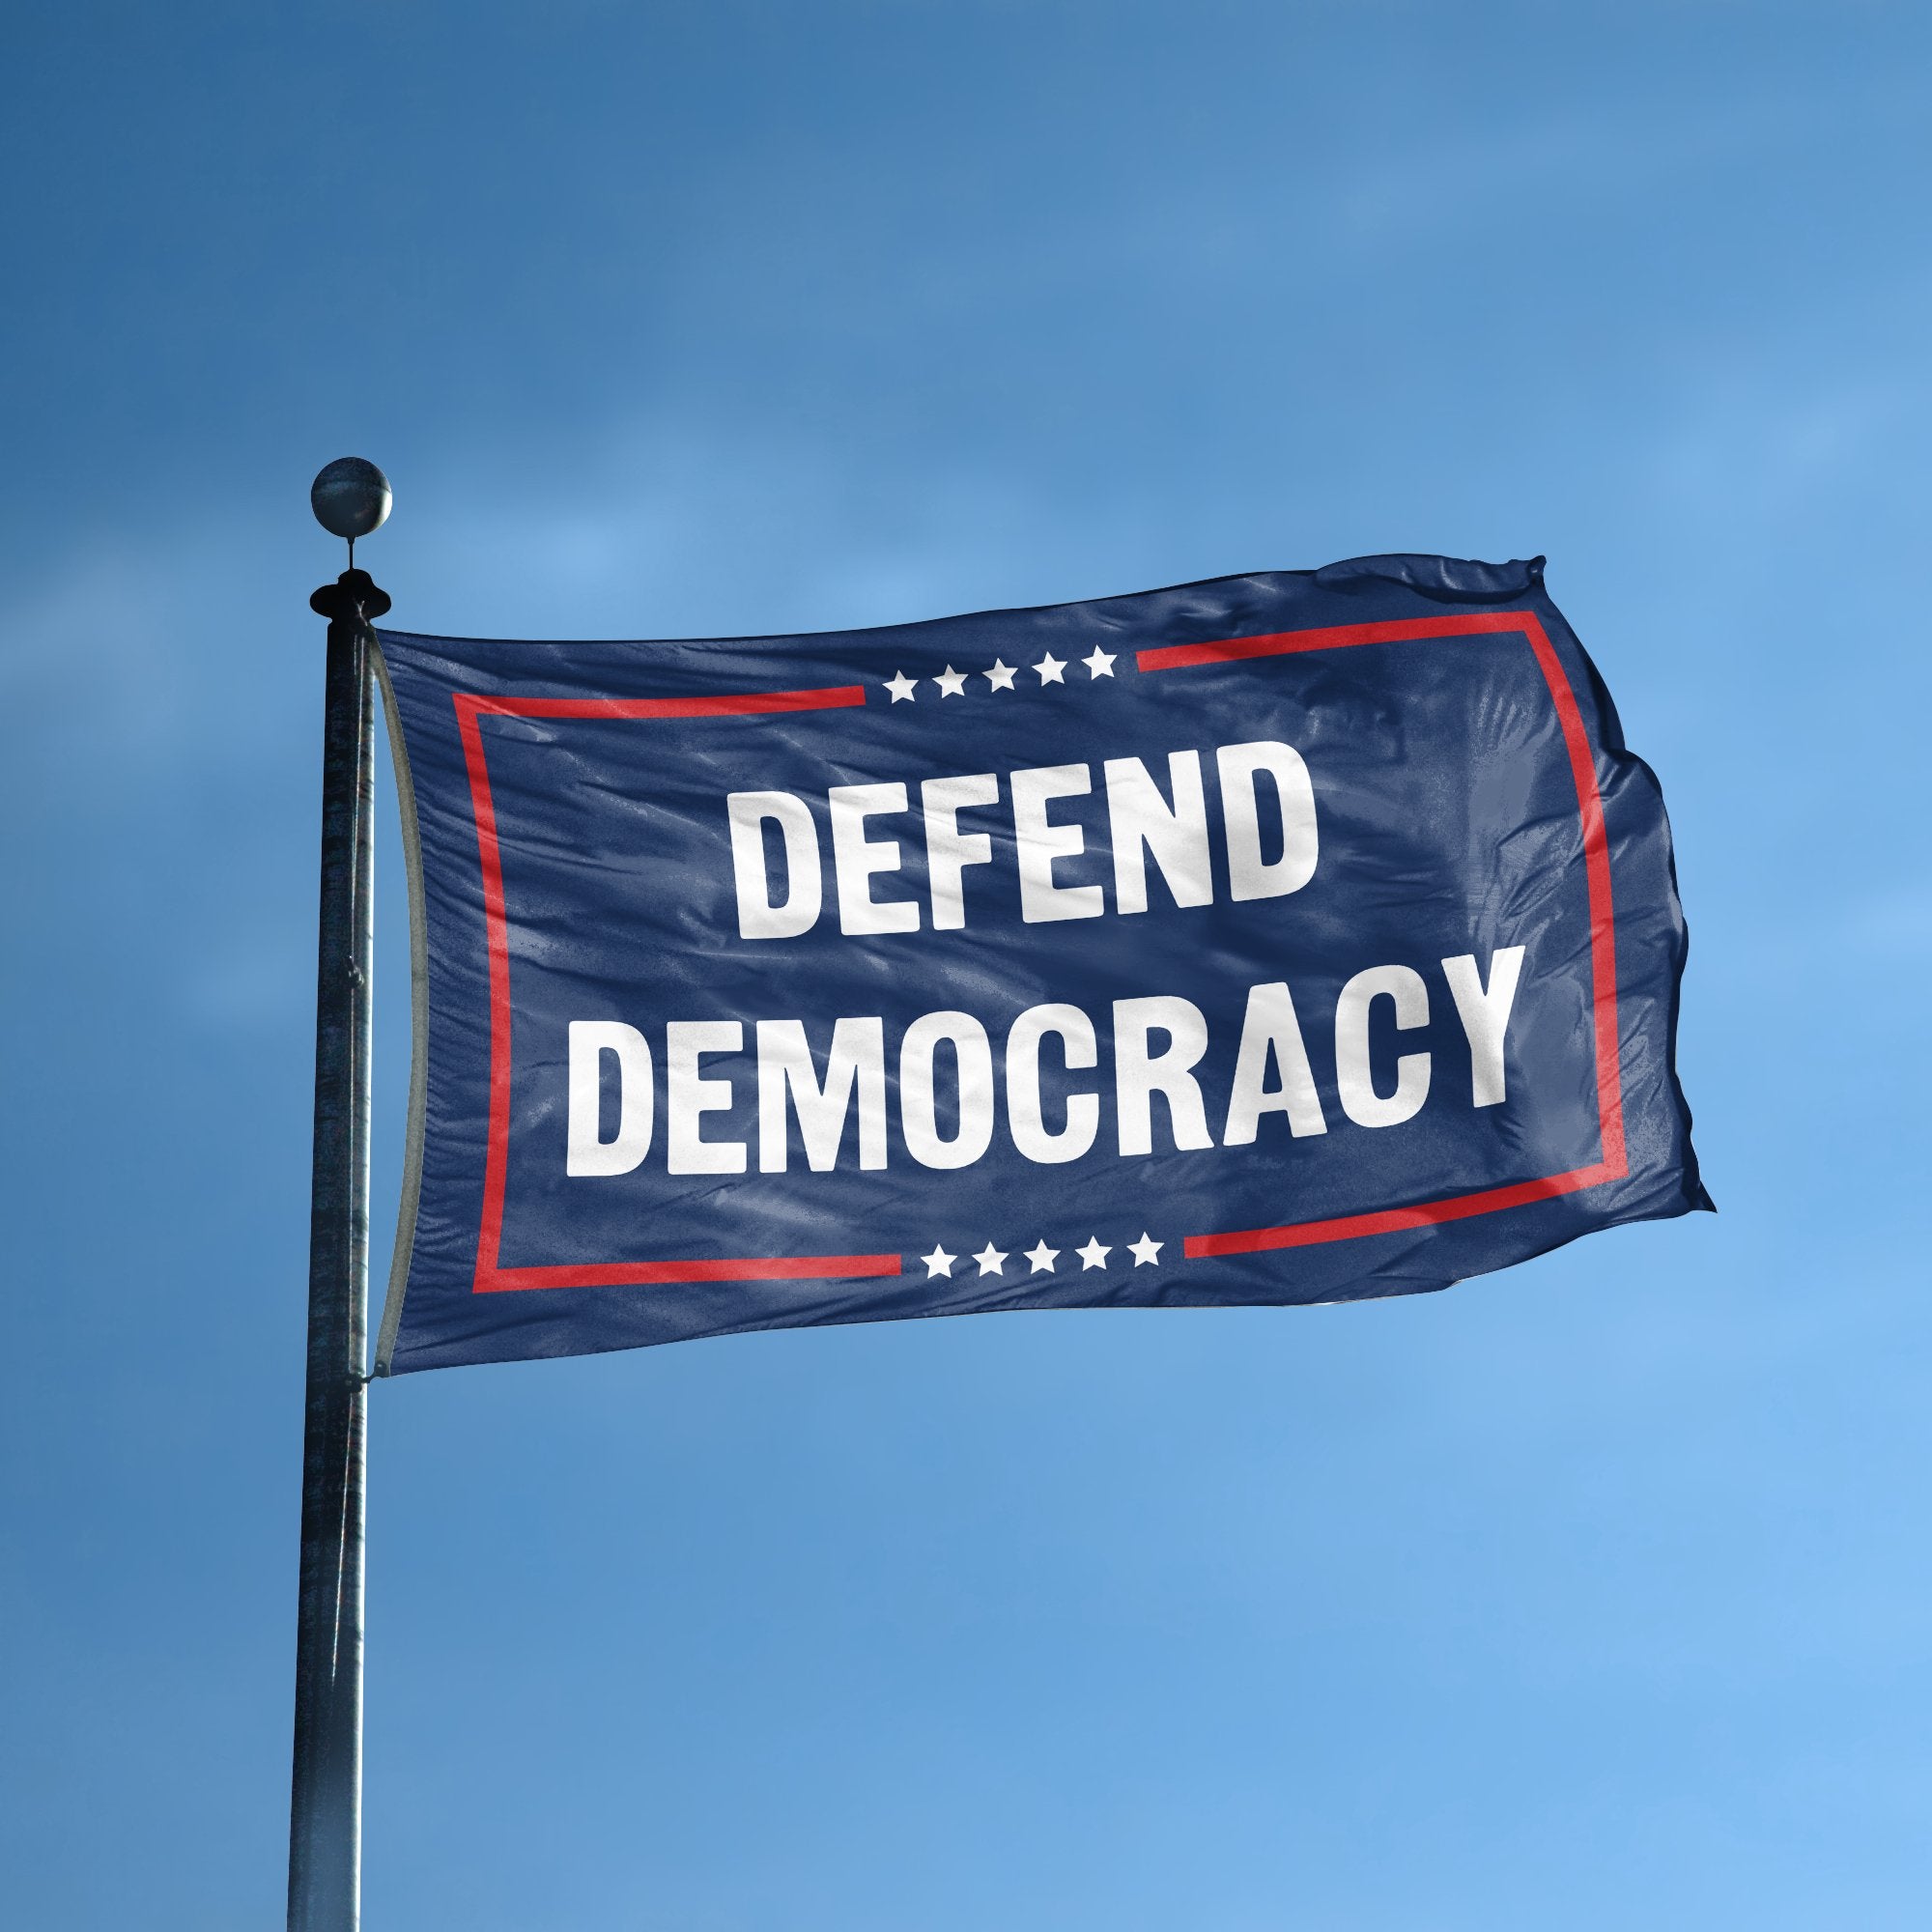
371;554;1707;1375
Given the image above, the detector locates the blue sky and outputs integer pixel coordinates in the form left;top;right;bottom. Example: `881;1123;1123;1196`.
3;3;1929;1925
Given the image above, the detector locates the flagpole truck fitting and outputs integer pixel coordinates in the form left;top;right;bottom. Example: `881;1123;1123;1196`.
289;458;390;1932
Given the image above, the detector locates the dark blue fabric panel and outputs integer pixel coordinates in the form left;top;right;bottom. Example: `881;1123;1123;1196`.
376;554;1707;1374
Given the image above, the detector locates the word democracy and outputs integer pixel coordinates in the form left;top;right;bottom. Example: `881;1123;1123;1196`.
566;952;1526;1179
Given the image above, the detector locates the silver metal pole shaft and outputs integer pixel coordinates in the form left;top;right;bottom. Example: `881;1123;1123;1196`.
289;565;387;1932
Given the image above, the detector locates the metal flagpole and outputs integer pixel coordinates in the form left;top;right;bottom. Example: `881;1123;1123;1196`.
290;460;392;1932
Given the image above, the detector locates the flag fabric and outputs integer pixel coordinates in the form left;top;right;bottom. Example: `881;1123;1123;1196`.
371;554;1707;1375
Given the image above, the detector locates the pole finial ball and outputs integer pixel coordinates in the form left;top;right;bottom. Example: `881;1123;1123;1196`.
310;457;392;541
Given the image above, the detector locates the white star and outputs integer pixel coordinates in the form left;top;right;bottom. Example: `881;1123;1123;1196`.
982;659;1017;692
973;1241;1009;1276
884;669;918;703
922;1245;956;1278
1081;646;1117;679
1033;652;1066;685
1024;1239;1060;1274
1128;1233;1164;1267
932;665;968;697
1075;1236;1112;1270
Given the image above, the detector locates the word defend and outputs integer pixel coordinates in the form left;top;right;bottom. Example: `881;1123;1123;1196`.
725;740;1318;938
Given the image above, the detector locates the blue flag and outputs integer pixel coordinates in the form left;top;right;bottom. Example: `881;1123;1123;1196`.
372;554;1707;1375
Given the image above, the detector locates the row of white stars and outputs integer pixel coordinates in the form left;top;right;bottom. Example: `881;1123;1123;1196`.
919;1234;1163;1279
883;648;1117;702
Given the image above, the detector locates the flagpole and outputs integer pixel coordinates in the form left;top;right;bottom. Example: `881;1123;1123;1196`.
290;461;391;1932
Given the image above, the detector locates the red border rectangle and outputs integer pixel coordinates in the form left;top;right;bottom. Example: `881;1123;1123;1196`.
453;611;1625;1293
